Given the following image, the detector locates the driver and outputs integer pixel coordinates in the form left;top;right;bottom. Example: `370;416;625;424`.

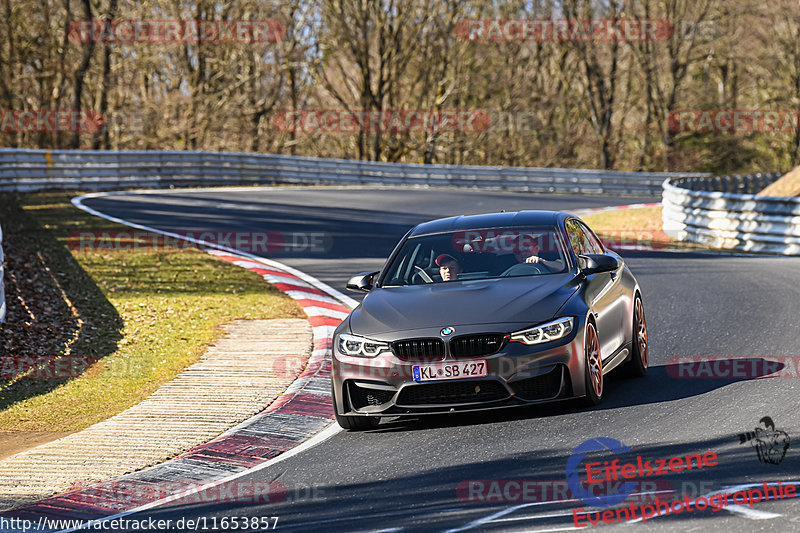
435;254;462;281
514;234;561;272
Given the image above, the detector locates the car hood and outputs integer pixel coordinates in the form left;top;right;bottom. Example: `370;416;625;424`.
348;274;579;335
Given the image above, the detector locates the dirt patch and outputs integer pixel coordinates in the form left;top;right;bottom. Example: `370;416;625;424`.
758;165;800;197
0;430;75;460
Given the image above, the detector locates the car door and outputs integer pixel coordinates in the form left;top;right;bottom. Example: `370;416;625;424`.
566;219;623;358
579;221;628;354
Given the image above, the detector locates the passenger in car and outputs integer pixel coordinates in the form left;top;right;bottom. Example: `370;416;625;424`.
514;234;562;272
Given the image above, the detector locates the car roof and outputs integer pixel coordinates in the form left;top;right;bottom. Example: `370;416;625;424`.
407;210;570;237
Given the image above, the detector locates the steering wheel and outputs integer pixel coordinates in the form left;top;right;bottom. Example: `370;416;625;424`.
500;262;548;277
411;266;435;284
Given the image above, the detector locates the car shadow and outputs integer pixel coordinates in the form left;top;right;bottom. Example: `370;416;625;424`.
366;360;785;433
0;194;123;412
60;434;800;533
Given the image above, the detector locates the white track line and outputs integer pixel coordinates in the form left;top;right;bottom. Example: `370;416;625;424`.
302;306;351;320
442;500;579;533
71;190;359;308
56;424;343;533
492;510;579;522
59;190;359;532
500;526;583;533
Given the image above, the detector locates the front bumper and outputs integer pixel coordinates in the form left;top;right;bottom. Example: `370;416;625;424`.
331;319;588;417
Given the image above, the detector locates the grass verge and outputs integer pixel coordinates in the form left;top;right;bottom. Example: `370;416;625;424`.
0;192;304;433
582;206;665;234
581;206;677;250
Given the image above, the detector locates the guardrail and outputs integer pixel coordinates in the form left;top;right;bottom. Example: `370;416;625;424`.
0;149;708;196
662;173;800;255
0;222;5;323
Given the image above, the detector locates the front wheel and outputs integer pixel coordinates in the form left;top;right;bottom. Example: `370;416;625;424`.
332;383;380;431
582;322;603;406
622;296;648;378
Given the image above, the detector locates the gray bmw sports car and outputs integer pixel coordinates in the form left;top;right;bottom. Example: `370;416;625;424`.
331;210;648;430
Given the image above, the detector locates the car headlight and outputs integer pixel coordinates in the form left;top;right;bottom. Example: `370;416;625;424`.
510;317;574;345
337;333;390;357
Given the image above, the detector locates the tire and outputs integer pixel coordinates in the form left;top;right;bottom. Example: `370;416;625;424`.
582;321;603;406
332;383;380;431
622;295;648;378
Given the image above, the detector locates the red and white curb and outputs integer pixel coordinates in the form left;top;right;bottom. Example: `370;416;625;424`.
203;250;352;412
0;192;360;532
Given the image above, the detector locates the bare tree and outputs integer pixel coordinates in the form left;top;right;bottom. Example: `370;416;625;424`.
626;0;716;170
69;0;96;148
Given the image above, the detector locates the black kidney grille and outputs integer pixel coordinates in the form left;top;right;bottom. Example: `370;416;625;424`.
392;338;445;361
396;380;509;406
449;334;504;357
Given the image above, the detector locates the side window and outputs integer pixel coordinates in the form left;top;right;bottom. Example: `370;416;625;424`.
565;219;587;255
579;222;604;254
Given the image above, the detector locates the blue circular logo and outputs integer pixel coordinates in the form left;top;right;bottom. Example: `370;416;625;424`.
441;327;455;336
565;437;637;508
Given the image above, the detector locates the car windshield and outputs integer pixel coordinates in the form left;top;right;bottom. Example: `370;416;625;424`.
381;226;569;286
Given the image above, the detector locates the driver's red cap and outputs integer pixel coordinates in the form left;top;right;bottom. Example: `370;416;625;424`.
436;254;457;266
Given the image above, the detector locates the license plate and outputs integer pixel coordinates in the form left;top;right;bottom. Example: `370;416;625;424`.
412;360;488;382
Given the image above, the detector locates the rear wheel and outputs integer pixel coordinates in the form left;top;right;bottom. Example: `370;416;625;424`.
623;296;648;378
582;322;603;406
332;383;380;431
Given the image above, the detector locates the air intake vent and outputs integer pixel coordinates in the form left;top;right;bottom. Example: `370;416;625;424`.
396;380;509;406
510;367;564;401
348;382;395;410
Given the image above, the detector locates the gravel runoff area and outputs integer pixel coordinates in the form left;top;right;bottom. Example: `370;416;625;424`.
0;318;312;512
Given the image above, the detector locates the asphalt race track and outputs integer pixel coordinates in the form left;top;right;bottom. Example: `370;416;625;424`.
80;187;800;532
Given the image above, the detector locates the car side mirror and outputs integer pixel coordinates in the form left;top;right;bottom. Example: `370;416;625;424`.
578;254;620;276
346;271;379;292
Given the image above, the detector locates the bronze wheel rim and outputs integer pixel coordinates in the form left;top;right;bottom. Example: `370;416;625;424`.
586;324;602;398
635;298;648;368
